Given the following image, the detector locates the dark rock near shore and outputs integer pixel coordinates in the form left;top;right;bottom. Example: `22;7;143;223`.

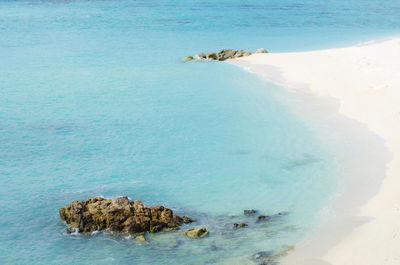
244;209;257;215
232;223;248;229
257;212;289;223
207;52;218;60
275;212;289;217
258;215;268;221
60;196;194;235
182;216;196;223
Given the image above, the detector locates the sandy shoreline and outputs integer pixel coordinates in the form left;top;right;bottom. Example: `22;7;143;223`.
229;37;400;265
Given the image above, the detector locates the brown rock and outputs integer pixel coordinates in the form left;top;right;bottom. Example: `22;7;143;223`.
182;227;209;238
60;196;192;235
207;53;217;60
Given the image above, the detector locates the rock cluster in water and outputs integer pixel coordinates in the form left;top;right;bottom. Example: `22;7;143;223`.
59;196;194;235
60;197;293;264
184;48;268;61
59;198;295;263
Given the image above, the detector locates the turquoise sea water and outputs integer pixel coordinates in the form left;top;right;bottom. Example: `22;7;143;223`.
1;1;399;264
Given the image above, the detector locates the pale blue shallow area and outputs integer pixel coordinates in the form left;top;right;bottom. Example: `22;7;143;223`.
0;0;399;264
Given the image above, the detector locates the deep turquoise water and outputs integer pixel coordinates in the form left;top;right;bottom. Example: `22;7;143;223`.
0;0;399;264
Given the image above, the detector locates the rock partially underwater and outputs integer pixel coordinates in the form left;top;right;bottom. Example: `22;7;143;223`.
182;227;209;238
60;196;194;235
244;209;258;215
232;223;248;229
252;245;295;265
184;48;268;61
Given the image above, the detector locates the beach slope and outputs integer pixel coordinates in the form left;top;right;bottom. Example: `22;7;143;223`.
229;37;400;265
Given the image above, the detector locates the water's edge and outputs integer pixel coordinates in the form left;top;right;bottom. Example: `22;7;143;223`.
227;58;391;264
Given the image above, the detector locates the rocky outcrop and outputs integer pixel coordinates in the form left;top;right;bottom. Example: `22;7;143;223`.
184;48;268;61
59;196;194;235
182;227;209;238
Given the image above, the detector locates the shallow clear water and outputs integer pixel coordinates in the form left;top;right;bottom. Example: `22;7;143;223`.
0;0;399;264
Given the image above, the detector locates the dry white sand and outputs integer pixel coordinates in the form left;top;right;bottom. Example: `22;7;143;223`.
229;37;400;265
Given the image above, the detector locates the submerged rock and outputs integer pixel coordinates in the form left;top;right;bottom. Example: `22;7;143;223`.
273;245;294;259
244;209;257;215
257;212;289;223
135;235;147;242
59;196;194;235
232;223;248;229
209;244;218;251
182;227;209;238
252;246;294;265
258;215;268;221
253;251;276;265
183;56;194;61
182;216;196;223
252;246;294;264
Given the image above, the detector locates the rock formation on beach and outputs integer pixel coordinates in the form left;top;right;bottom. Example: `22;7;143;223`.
184;48;268;61
59;196;194;235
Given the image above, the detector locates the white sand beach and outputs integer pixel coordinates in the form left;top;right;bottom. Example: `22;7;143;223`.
229;37;400;265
